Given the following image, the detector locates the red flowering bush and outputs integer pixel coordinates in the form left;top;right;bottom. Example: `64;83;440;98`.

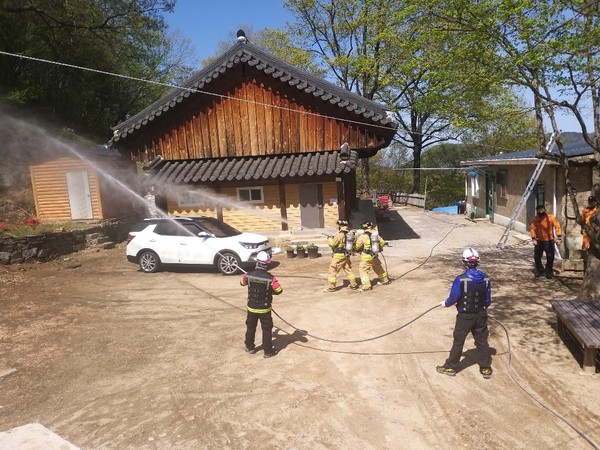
24;217;40;228
0;216;41;236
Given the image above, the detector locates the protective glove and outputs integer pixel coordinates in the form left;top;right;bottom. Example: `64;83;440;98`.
440;301;446;308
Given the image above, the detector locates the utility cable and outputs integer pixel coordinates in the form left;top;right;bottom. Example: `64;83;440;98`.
0;50;395;134
0;49;547;154
489;315;600;450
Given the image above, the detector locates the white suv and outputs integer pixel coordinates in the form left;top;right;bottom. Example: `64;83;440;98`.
126;217;271;275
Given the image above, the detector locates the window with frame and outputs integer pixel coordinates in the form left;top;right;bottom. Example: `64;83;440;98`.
237;187;264;203
535;185;545;208
177;190;206;207
496;171;508;198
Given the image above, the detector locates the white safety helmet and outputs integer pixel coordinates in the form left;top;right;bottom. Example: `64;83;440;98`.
256;251;270;264
462;247;480;268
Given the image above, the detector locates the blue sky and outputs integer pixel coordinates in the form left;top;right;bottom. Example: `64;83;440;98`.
165;1;589;133
165;0;293;62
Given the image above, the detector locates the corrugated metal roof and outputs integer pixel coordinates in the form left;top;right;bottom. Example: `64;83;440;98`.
143;150;359;184
111;39;395;143
461;141;593;166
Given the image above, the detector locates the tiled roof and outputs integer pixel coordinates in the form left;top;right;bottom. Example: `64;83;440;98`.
143;150;359;184
111;39;395;143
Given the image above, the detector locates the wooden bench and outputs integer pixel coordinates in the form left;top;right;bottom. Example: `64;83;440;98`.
549;300;600;374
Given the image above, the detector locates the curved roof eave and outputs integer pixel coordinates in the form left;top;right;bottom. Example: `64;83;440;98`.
110;40;396;144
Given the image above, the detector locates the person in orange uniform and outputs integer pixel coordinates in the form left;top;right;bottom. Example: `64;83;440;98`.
581;196;598;273
240;251;283;358
530;204;562;279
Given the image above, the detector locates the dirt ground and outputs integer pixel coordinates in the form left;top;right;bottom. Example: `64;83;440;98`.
1;205;599;450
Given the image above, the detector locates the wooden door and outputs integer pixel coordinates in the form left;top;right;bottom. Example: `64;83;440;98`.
299;183;324;229
486;173;494;217
66;171;93;220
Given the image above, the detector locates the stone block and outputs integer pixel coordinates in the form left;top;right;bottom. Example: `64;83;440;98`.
10;250;24;264
37;248;52;260
0;252;10;264
22;248;37;261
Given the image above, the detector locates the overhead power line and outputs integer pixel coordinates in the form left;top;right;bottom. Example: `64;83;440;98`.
0;50;548;155
0;50;396;133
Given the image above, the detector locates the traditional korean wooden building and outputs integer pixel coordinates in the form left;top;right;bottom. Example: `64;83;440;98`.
110;31;397;231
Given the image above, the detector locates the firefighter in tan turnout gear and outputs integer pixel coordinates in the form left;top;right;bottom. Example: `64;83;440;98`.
325;219;359;292
354;221;389;291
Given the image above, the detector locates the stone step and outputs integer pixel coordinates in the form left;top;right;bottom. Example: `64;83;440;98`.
87;236;111;245
84;232;114;249
561;258;584;271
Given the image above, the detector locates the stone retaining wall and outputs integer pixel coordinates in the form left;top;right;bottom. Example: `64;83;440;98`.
0;218;136;265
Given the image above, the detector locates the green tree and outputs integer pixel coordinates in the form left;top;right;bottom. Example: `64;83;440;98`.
0;0;195;138
284;0;529;196
205;25;322;75
284;0;398;196
425;0;600;298
368;144;413;194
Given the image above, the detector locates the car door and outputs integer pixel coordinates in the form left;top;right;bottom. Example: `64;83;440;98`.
176;222;214;265
148;222;182;264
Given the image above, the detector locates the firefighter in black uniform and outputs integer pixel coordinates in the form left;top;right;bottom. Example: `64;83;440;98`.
436;248;493;379
240;251;283;358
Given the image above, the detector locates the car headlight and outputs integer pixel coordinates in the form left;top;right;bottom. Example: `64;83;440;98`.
240;241;269;249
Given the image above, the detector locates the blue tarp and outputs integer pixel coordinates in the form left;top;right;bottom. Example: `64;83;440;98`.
432;205;458;214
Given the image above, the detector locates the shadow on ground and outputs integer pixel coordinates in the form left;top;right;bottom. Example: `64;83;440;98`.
377;211;420;240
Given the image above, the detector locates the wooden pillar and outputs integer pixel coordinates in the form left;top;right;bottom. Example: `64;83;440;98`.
279;181;288;231
215;186;223;222
345;171;357;217
336;177;345;219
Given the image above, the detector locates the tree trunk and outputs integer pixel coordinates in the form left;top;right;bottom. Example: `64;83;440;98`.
411;140;422;194
360;158;371;197
578;255;600;300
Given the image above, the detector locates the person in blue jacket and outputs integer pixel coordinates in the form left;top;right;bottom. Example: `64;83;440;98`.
436;248;493;379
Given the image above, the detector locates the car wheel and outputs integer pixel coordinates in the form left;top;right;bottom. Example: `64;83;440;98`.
217;252;241;275
138;250;161;273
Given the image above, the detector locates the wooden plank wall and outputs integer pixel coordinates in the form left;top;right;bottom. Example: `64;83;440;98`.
130;66;382;161
30;157;102;222
166;180;340;232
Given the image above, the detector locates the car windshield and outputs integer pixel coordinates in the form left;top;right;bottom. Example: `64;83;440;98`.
154;221;202;237
193;217;241;238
